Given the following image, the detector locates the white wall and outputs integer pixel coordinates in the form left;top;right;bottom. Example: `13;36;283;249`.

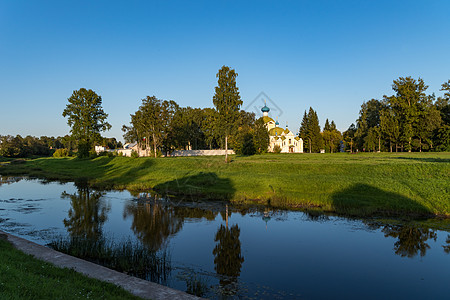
171;150;235;157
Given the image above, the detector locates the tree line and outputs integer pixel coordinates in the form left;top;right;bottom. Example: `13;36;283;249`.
2;72;449;158
343;77;450;152
0;134;122;158
122;66;269;159
298;76;450;153
121;97;269;157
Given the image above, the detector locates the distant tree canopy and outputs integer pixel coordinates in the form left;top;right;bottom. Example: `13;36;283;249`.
0;134;122;158
62;88;111;157
0;135;76;158
345;76;449;152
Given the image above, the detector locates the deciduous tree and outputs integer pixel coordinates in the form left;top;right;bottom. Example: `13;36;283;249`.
62;88;111;157
212;66;243;162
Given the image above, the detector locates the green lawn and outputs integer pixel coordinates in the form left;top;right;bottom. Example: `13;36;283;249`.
0;236;141;299
0;152;449;217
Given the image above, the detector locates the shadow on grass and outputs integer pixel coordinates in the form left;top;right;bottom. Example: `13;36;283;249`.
153;172;235;201
86;157;155;189
331;183;432;217
393;156;450;163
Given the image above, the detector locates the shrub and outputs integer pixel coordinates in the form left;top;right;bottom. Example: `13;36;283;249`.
89;150;98;159
77;141;91;158
241;133;256;155
131;150;139;158
97;151;108;157
53;148;69;158
234;130;256;156
273;145;282;153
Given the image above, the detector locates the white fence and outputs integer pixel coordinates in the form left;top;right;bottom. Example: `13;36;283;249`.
170;149;235;157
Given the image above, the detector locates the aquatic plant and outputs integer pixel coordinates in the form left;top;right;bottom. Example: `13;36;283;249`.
48;236;171;284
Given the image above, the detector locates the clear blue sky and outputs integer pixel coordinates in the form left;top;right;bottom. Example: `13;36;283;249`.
1;0;449;141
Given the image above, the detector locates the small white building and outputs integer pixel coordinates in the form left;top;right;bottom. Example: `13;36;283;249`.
117;142;139;157
94;145;106;154
261;103;303;153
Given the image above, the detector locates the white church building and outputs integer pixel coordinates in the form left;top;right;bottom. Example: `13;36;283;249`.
261;103;303;153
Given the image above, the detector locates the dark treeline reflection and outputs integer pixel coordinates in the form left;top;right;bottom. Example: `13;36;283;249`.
123;194;223;251
213;224;244;296
364;222;438;258
123;198;184;251
382;225;437;258
443;235;450;254
0;175;22;187
212;203;245;297
62;181;110;240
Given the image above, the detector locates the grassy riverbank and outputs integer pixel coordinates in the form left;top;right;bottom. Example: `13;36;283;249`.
0;235;141;299
0;152;449;217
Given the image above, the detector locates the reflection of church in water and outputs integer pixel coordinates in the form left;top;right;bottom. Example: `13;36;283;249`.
260;103;303;153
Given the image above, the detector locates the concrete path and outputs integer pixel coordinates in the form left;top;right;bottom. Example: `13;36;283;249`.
1;230;201;300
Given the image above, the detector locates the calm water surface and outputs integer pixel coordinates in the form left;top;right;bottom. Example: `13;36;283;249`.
0;177;449;299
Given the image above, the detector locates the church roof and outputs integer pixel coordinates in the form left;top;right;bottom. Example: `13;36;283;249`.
262;116;275;123
269;127;284;136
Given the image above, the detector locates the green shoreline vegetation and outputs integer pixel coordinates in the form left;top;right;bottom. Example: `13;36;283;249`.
1;152;449;217
0;235;141;299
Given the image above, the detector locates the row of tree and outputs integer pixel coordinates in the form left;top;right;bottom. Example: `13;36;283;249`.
3;72;448;158
0;134;122;158
121;96;269;157
122;66;269;159
343;77;450;152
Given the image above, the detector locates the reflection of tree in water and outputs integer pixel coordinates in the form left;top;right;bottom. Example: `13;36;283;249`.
123;199;184;251
62;184;110;240
0;176;22;187
382;225;437;258
443;235;450;254
173;206;218;221
213;223;244;296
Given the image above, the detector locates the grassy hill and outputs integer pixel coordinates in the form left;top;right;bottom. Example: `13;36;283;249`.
1;152;449;217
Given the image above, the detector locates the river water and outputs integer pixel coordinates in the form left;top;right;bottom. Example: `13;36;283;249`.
0;177;449;299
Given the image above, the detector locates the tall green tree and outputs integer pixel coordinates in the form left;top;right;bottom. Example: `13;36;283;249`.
324;119;331;131
309;108;323;152
380;107;400;152
62;88;111;157
387;77;429;152
355;99;384;151
299;111;311;152
129;96;179;157
212;66;243;162
322;119;342;153
253;118;270;154
343;123;356;152
413;94;441;151
299;107;323;153
436;80;450;125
